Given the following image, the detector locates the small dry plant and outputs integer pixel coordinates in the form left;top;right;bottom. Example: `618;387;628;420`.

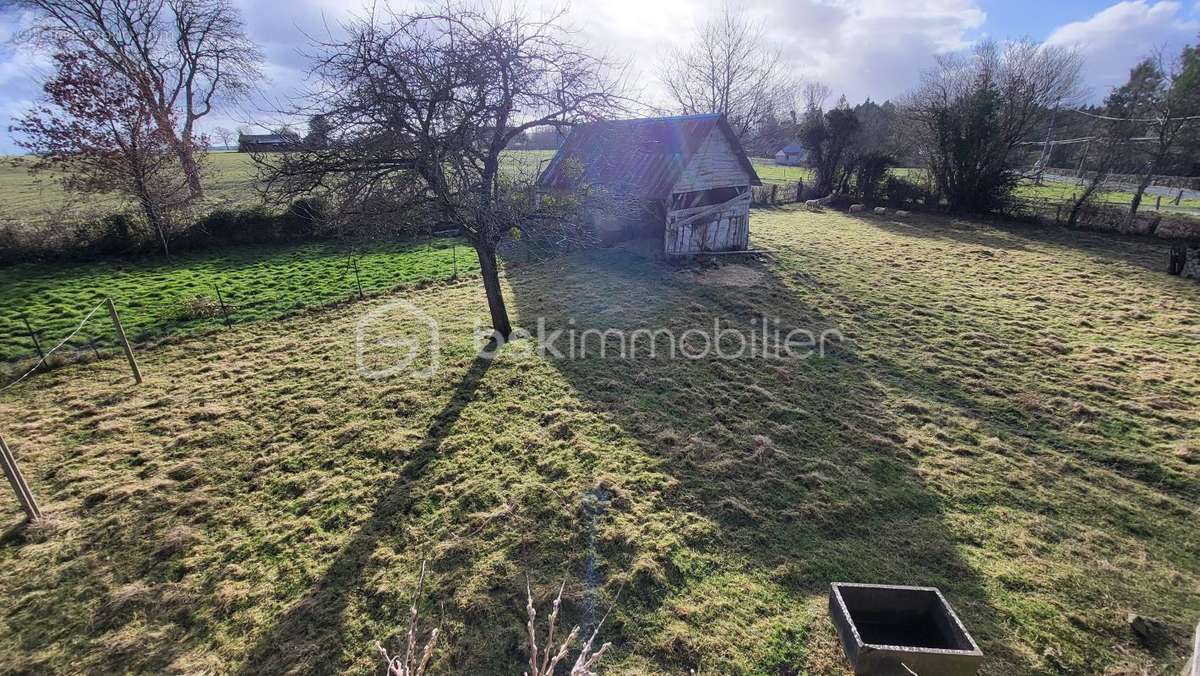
376;568;616;675
377;562;441;676
524;578;613;676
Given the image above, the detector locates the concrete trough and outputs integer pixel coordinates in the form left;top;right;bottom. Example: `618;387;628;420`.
829;583;984;676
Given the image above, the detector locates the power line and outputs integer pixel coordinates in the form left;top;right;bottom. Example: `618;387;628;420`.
1018;136;1158;146
1069;108;1200;123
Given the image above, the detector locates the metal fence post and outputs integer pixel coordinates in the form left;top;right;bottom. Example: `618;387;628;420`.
213;286;232;328
20;315;45;364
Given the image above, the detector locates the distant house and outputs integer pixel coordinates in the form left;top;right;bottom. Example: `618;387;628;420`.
536;113;762;257
237;131;300;153
774;143;807;166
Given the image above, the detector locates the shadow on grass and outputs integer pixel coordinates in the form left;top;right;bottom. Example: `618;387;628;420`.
236;346;496;675
497;249;1034;673
855;210;1174;272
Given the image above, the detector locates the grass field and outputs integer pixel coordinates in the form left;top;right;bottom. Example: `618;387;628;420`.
0;238;478;364
1;151;558;226
747;158;1200;212
0;206;1195;674
0;152;261;225
5;150;1195;227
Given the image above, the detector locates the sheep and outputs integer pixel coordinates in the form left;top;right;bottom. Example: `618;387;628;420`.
873;207;887;215
848;204;865;213
895;210;911;217
804;199;821;212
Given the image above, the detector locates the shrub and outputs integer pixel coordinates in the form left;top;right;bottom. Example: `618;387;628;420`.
194;208;241;243
167;295;226;321
880;176;935;208
91;213;142;255
235;206;277;243
282;197;331;239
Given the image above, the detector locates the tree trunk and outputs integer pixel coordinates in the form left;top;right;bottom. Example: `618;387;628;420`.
1068;175;1104;227
150;107;204;199
1124;168;1154;231
474;242;512;339
175;143;205;199
134;175;170;257
144;203;170;258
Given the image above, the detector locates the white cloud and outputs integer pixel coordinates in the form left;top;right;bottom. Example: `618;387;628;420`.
3;0;1198;154
1045;1;1200;97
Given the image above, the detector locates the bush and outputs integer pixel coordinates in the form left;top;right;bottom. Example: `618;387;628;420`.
194;208;241;243
91;213;142;255
235;206;277;243
167;294;226;321
881;176;936;209
282;197;331;239
193;206;278;244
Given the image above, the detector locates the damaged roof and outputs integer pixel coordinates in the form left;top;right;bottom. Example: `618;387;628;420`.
535;113;761;200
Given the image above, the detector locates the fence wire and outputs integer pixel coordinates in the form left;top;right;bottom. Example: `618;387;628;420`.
1;300;108;393
2;240;477;382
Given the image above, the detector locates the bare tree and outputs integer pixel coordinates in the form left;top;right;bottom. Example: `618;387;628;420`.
15;0;262;198
905;39;1082;213
660;4;795;142
1118;50;1199;229
256;4;624;338
801;82;831;115
12;48;194;256
212;126;235;150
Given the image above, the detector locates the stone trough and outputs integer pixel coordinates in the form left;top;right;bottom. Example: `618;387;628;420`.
829;582;984;675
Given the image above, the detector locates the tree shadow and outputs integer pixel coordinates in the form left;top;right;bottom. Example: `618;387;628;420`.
502;248;1033;672
236;347;496;675
855;210;1175;273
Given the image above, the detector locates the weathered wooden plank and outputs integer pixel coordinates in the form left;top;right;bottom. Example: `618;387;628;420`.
672;128;751;193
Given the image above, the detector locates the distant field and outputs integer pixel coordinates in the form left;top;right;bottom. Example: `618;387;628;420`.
0;238;477;364
747;158;1200;213
6;151;1194;226
0;151;558;226
0;152;260;225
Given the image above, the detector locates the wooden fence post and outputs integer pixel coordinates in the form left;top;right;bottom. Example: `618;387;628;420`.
1168;244;1186;276
452;246;458;279
770;184;778;204
105;298;142;384
20;315;45;364
796;180;803;202
213;286;232;328
1176;189;1184;206
0;434;41;523
1155;195;1162;211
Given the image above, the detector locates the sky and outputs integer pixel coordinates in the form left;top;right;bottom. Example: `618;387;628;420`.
0;0;1197;153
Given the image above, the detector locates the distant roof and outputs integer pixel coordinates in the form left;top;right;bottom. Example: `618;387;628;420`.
778;144;805;154
536;113;761;199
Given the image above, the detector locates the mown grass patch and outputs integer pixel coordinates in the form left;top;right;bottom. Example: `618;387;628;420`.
0;207;1196;674
0;238;478;362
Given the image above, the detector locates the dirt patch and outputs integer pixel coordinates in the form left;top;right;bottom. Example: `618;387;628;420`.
678;263;765;287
